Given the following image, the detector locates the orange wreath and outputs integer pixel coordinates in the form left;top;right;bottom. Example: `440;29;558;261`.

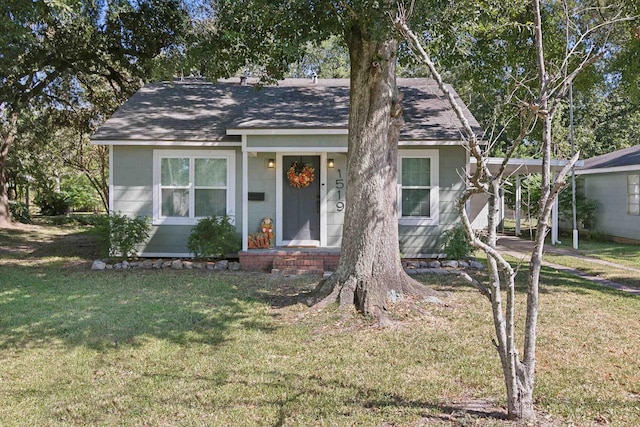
287;162;315;188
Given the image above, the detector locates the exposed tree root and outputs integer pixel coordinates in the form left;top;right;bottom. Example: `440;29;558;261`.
310;271;446;326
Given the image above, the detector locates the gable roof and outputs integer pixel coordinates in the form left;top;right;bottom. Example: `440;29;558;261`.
578;144;640;175
91;78;482;144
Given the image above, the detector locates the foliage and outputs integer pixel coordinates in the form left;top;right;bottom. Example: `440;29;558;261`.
504;175;544;219
34;191;71;216
558;184;599;230
43;214;101;226
8;200;31;224
287;36;350;78
187;215;241;259
442;225;473;260
504;175;599;230
0;0;190;222
62;175;103;212
94;212;150;259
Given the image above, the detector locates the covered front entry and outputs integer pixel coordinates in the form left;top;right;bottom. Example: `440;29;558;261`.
282;155;321;245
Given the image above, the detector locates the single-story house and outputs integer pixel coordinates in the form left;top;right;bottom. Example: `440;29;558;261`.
576;144;640;243
91;77;487;268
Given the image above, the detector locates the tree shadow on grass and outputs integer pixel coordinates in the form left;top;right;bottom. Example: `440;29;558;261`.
432;263;640;301
225;369;511;426
538;266;640;299
0;225;101;263
0;268;280;351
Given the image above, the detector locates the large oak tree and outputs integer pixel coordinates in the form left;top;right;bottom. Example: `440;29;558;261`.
202;0;452;321
0;0;188;225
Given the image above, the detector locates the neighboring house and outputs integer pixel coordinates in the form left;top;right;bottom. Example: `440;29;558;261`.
577;144;640;243
91;77;483;266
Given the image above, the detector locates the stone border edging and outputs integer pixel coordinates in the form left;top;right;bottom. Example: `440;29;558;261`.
91;258;486;275
91;259;240;271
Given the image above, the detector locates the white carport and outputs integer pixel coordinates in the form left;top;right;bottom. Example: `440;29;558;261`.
469;157;584;245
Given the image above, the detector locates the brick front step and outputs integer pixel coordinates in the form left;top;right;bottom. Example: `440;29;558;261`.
272;255;324;276
239;249;340;273
273;258;323;268
271;268;325;276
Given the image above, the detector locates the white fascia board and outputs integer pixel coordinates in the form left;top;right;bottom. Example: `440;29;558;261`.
399;140;464;146
470;157;584;170
227;128;348;136
576;165;640;175
245;147;348;153
91;139;242;147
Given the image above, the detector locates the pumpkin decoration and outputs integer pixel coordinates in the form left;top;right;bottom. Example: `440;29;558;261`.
287;161;315;188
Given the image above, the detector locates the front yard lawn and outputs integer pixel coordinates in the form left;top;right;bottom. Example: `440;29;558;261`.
1;223;639;426
555;238;640;270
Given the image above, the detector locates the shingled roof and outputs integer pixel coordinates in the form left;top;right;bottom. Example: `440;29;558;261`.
580;144;640;171
91;78;482;143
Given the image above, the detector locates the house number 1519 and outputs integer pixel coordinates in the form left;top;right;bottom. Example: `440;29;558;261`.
335;169;345;212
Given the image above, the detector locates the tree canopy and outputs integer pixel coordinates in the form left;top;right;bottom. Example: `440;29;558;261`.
0;0;189;223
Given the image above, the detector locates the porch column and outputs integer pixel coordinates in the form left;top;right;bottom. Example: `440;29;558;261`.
499;186;505;233
242;150;249;251
515;175;522;236
551;173;559;245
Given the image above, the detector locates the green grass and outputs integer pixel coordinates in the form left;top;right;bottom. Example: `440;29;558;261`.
544;253;640;290
554;239;640;270
1;224;639;426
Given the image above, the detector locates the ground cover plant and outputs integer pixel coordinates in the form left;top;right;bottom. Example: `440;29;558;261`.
0;223;639;425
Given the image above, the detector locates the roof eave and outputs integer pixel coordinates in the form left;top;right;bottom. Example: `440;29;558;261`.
90;139;242;147
576;164;640;175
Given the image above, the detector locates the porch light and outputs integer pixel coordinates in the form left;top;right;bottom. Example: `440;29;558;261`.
327;158;335;168
267;158;275;168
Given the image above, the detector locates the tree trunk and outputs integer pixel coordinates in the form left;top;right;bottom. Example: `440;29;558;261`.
315;25;439;321
0;111;18;227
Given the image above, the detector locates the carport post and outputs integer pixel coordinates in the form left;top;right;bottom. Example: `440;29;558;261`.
551;172;559;245
515;175;521;236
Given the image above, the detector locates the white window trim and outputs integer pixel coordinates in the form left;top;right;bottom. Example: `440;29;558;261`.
628;174;639;216
398;149;439;226
153;149;236;226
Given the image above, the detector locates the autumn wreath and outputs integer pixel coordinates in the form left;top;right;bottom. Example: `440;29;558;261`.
287;161;315;188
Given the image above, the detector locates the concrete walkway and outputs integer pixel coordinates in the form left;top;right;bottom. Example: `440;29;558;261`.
496;235;640;297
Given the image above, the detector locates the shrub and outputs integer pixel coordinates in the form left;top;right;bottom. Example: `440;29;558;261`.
442;224;474;260
94;212;150;259
35;191;71;216
188;215;241;259
61;176;102;212
8;200;31;224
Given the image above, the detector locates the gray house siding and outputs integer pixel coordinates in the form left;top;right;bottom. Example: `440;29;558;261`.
111;144;466;256
111;145;243;257
399;145;466;255
247;153;277;235
246;134;347;149
584;172;640;241
112;146;153;217
326;153;347;246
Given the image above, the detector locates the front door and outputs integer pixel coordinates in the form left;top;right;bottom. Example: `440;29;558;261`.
282;155;320;244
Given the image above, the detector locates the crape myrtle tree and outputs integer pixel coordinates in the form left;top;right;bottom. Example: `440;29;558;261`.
396;0;637;420
0;0;188;226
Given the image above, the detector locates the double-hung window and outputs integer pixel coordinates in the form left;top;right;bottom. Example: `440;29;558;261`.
398;150;439;225
628;174;640;215
153;150;235;225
